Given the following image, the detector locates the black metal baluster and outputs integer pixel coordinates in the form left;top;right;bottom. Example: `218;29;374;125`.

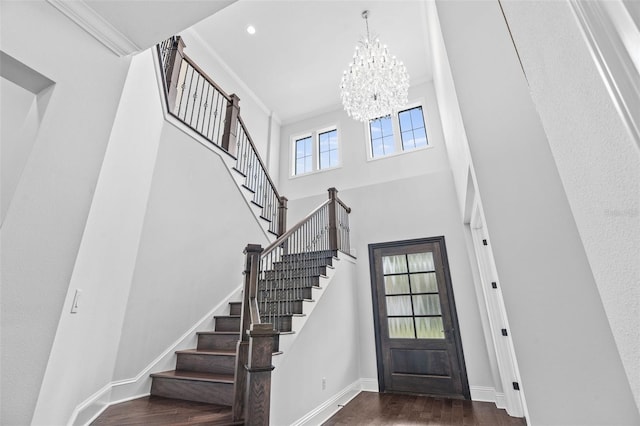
177;63;192;119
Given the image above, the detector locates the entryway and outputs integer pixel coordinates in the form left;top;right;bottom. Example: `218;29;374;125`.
369;237;469;398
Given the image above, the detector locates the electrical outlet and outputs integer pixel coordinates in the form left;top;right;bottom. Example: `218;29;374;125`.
322;377;326;390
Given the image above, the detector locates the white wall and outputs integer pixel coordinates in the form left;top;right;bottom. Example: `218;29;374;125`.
501;0;640;410
0;78;41;224
286;173;496;400
436;1;640;424
280;79;498;401
0;2;131;424
179;28;276;163
30;50;164;425
278;82;450;200
424;1;472;219
270;258;360;426
112;121;269;381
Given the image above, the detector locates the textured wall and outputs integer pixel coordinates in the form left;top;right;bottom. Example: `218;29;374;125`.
436;0;639;423
0;2;131;424
501;0;640;410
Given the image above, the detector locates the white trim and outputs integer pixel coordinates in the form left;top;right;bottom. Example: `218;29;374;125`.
364;99;430;161
469;199;527;419
68;284;243;426
569;0;640;150
46;0;140;56
289;123;342;178
470;386;506;409
290;379;368;426
359;377;379;392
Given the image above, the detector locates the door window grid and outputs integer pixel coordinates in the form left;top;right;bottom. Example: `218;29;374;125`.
382;252;444;339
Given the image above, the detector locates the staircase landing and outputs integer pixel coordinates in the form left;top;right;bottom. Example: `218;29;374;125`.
90;395;241;425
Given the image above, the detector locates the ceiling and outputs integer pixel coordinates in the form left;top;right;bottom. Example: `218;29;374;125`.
190;0;433;124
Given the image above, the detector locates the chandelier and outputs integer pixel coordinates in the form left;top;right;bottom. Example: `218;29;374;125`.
340;10;410;122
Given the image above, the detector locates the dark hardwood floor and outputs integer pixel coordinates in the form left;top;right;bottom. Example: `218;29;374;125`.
322;391;526;426
93;391;525;425
90;396;240;426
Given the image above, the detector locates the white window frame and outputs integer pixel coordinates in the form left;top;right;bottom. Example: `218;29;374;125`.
290;124;341;177
292;133;314;176
365;100;431;161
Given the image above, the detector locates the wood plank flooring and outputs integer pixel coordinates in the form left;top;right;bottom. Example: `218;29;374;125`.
92;391;525;425
322;391;527;426
90;396;239;426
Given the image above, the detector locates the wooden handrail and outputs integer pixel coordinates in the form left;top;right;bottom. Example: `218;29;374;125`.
262;198;331;257
182;52;231;101
157;35;286;236
237;116;282;200
235;188;352;424
262;187;352;257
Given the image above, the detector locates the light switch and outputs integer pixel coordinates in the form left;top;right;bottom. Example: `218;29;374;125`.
71;289;81;313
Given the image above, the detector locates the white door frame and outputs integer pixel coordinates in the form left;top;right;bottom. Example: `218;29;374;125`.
469;199;527;418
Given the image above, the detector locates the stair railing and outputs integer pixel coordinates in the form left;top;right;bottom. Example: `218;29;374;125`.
233;188;351;424
157;36;286;236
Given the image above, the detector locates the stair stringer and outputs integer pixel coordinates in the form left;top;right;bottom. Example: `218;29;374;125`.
269;252;361;426
271;252;355;367
151;50;278;243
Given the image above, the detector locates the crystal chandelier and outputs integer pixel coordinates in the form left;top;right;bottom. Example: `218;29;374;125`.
340;10;410;122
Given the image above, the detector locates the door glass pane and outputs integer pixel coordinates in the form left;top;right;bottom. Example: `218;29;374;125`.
383;255;407;274
410;273;438;293
416;317;445;339
388;317;415;339
384;275;410;294
412;295;442;315
407;252;435;272
386;296;412;316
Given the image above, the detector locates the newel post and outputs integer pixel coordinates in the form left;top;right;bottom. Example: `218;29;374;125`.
244;323;277;425
277;196;288;236
165;36;186;112
222;94;241;157
233;244;262;422
328;187;338;252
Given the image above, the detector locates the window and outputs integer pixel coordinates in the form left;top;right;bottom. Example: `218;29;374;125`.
370;116;395;157
399;107;428;150
294;136;313;175
318;129;338;170
368;105;429;158
292;126;340;176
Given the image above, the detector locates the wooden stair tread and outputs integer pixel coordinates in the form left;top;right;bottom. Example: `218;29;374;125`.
151;370;235;383
176;349;236;356
196;331;239;336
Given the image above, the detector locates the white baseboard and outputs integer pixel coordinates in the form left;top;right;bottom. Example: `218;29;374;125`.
291;378;377;426
359;377;379;392
470;385;506;409
69;285;243;426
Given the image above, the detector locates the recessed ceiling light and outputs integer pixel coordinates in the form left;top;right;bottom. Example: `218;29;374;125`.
246;25;256;35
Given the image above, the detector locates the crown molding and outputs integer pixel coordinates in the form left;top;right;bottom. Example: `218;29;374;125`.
47;0;141;56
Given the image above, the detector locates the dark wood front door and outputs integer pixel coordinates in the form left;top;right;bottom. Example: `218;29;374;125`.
369;237;470;399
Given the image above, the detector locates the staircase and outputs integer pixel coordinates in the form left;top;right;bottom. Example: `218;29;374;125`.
90;36;352;425
145;252;338;414
148;302;242;406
